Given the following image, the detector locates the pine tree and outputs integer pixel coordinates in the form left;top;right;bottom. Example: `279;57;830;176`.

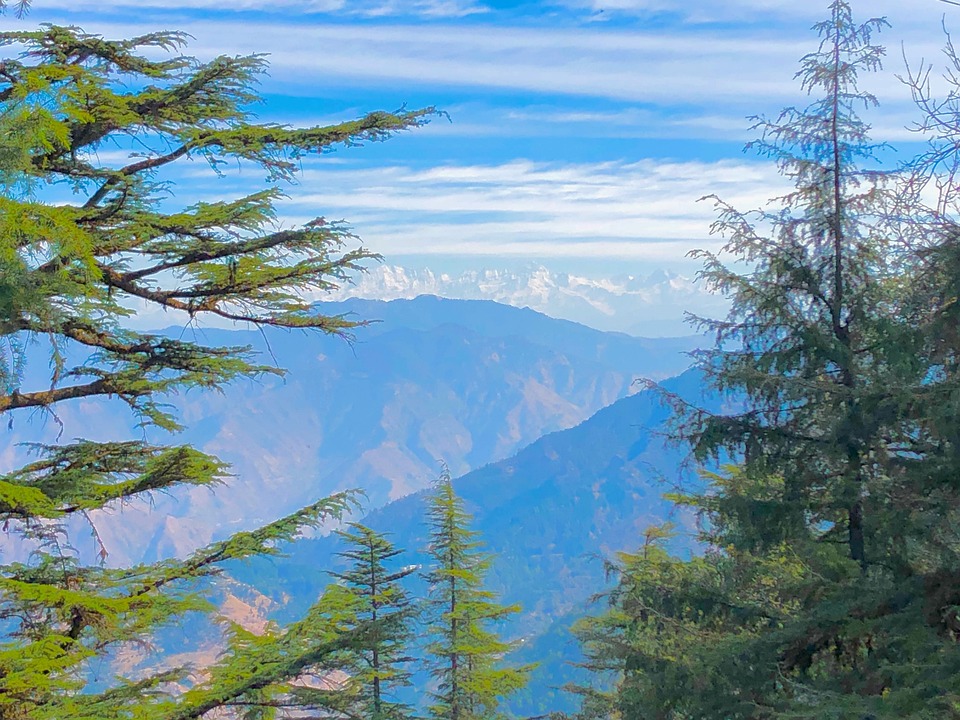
570;478;829;720
572;3;960;717
897;0;960;584
423;471;531;720
0;24;431;719
331;523;417;720
684;0;899;574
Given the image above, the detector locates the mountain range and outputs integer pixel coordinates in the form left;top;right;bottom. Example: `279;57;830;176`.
324;265;728;336
2;297;702;566
224;368;725;714
10;297;727;712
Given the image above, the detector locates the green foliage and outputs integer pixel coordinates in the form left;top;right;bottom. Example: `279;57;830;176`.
0;22;431;719
331;523;418;720
573;467;960;719
571;3;960;718
423;471;532;720
683;0;901;574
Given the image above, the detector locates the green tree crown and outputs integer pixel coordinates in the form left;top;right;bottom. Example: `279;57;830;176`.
423;470;531;720
0;23;431;719
571;3;960;718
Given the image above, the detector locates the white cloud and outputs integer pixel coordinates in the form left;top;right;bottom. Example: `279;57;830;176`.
405;100;925;145
26;0;953;28
559;0;953;30
12;0;951;329
32;0;487;17
355;0;488;18
22;0;950;147
242;158;787;258
34;0;345;10
93;153;778;264
14;18;807;107
34;14;937;123
212;25;809;105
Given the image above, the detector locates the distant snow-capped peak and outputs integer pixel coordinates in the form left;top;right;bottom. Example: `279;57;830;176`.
327;265;724;337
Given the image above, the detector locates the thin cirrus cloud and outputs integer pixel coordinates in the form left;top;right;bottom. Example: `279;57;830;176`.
557;0;822;24
254;27;801;103
20;0;954;272
49;18;808;123
562;0;951;30
242;158;787;260
51;16;935;117
32;0;489;18
25;7;942;133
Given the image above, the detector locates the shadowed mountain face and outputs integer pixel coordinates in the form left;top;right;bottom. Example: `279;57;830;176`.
231;369;724;714
2;297;702;565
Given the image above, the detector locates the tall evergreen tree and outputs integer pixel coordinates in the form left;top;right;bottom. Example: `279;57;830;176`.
572;3;960;718
0;24;431;719
331;523;417;720
685;0;898;574
423;471;530;720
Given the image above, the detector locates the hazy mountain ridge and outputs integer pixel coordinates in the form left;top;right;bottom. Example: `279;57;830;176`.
230;368;724;714
2;298;701;566
325;265;727;336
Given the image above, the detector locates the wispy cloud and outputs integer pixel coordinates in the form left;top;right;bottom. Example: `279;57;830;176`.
558;0;952;30
37;19;809;108
34;0;345;11
557;0;813;24
32;0;488;18
415;102;925;144
36;14;936;122
21;0;947;264
240;158;786;259
355;0;488;18
110;156;774;332
26;0;954;28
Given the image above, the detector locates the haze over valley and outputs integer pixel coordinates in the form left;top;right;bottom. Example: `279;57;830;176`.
2;297;702;565
324;264;725;336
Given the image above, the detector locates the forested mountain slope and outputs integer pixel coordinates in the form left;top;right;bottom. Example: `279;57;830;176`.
228;368;725;713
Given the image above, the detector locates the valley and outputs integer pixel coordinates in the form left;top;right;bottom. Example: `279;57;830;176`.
2;297;701;566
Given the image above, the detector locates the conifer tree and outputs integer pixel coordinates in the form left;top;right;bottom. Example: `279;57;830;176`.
331;523;417;720
572;3;960;717
423;471;530;720
685;0;898;574
0;24;431;719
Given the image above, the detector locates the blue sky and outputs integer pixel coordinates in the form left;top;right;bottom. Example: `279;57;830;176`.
8;0;959;277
